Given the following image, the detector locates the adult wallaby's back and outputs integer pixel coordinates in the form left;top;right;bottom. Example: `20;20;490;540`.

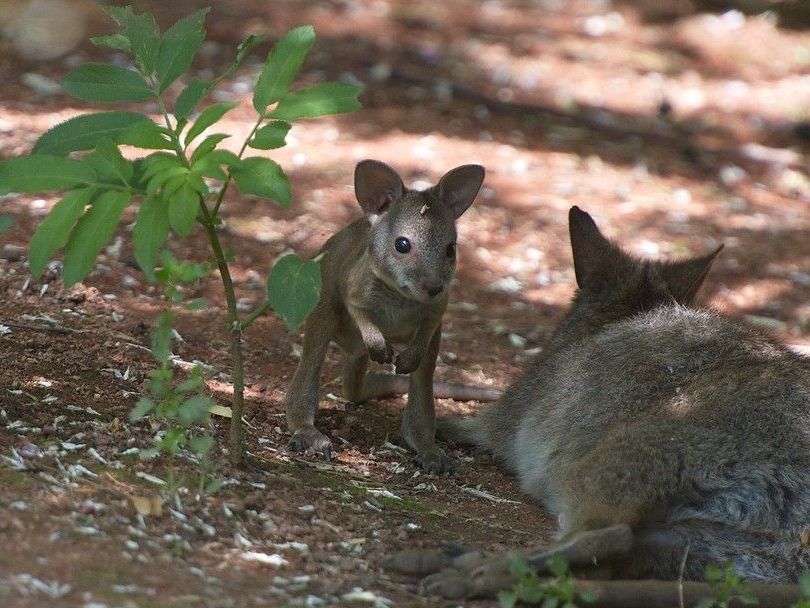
441;206;810;582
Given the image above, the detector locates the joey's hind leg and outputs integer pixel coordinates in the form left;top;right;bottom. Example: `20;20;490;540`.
285;307;334;459
341;351;368;404
402;326;454;474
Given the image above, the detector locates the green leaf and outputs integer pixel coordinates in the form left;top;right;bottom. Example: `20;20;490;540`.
269;82;361;121
498;590;518;608
184;101;237;145
63;64;154;103
104;6;160;73
174;78;211;119
33;111;150;155
266;253;321;330
253;25;315;112
189;434;214;455
234;34;264;70
192;149;240;181
0;215;13;235
133;196;169;282
118;120;172;150
130;396;155;421
28;188;93;278
62;190;131;288
156;7;209;91
800;573;810;597
248;121;291;150
578;588;599;604
178;395;213;426
232;157;290;206
0;155;96;194
545;555;569;577
87;139;133;185
694;598;716;608
91;33;131;52
168;182;200;236
190;133;230;164
204;478;224;494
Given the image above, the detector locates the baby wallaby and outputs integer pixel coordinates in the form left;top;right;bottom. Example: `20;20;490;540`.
284;159;485;474
406;206;810;595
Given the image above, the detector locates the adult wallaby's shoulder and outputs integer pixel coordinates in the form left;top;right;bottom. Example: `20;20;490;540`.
435;206;810;587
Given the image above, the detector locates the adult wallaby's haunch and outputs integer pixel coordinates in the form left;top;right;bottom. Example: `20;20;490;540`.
284;160;485;474
388;206;810;597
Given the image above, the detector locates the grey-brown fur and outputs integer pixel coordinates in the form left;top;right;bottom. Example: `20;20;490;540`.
285;159;484;474
439;206;810;582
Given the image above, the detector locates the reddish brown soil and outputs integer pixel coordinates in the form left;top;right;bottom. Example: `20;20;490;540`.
2;0;810;606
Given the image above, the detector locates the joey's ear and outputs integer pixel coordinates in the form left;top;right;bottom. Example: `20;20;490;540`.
436;164;485;219
661;244;723;304
354;160;404;217
569;206;616;290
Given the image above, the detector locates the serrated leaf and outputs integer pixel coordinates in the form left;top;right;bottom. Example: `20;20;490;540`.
232;157;290;206
269;82;361;121
130;396;155;421
133;196;169;282
234;34;264;69
118;120;172;150
28;188;92;277
498;590;518;608
156;7;209;91
63;64;154;103
253;25;315;112
174;78;211;119
104;6;160;73
178;394;213;426
189;434;214;455
248;121;291;150
91;33;131;52
63;190;131;287
267;254;321;330
190;133;230;164
88;139;133;185
184;101;237;145
168;182;200;236
192;148;240;181
33;111;150;155
0;155;96;194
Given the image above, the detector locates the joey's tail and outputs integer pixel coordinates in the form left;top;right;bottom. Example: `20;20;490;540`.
360;372;502;402
619;521;810;583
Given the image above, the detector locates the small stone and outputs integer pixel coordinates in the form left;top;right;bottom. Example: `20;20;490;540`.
1;244;23;261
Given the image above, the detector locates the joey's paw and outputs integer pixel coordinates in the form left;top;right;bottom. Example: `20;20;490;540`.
394;346;423;375
367;339;393;365
286;427;333;460
417;446;456;475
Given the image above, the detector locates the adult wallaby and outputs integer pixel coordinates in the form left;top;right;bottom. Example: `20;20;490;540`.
387;206;810;597
284;159;486;474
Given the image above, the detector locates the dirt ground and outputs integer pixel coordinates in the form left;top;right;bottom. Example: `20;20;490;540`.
2;0;810;606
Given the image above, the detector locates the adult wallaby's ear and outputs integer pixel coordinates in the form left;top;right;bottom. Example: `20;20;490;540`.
354;160;404;217
436;164;485;219
661;244;723;304
569;206;615;290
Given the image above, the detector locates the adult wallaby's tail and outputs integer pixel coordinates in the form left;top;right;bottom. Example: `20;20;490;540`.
619;521;810;583
359;372;502;403
434;413;491;447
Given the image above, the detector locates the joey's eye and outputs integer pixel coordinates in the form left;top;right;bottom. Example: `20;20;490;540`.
446;243;456;258
394;237;411;254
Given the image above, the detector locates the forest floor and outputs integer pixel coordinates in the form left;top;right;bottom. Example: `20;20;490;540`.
2;0;810;606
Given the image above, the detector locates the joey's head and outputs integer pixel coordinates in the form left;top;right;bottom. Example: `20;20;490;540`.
354;159;485;304
549;206;723;350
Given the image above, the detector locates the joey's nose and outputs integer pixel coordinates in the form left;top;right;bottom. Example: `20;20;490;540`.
425;283;443;297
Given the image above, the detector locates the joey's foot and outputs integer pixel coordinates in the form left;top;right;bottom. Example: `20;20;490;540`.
367;339;393;365
417;446;456;475
286;427;332;460
394;346;423;375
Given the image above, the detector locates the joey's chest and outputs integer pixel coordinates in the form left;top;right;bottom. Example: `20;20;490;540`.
351;282;438;342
